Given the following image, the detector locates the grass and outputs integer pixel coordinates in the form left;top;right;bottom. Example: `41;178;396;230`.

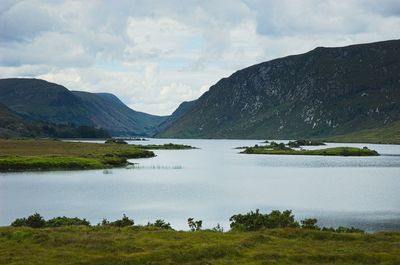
0;139;155;171
323;121;400;144
0;226;399;264
242;146;379;156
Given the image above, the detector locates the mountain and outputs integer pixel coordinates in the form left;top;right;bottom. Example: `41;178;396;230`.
0;103;31;137
72;91;167;136
0;103;110;138
0;78;167;136
0;78;92;125
157;40;400;141
152;100;196;135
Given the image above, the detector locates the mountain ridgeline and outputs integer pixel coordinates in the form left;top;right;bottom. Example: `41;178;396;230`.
0;78;167;137
1;40;399;141
157;40;400;141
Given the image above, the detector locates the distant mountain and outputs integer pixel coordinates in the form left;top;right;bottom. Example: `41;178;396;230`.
0;78;167;136
0;78;92;125
157;40;400;141
152;100;196;135
0;103;30;137
0;103;110;138
72;91;167;136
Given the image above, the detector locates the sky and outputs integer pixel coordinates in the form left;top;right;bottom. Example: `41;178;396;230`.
1;0;400;115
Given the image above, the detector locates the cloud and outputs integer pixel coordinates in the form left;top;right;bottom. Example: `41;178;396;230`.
1;0;399;115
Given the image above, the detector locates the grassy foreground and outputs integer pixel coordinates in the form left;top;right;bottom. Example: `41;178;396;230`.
0;139;155;171
0;226;399;265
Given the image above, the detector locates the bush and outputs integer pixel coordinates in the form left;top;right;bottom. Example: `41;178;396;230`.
108;214;134;227
11;214;90;228
27;213;46;228
12;213;47;228
147;219;172;230
230;209;299;231
335;226;364;233
46;216;90;227
212;223;224;232
11;217;28;227
188;218;202;231
301;218;319;229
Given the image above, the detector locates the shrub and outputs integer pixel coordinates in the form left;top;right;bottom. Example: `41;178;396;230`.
14;213;46;228
230;209;299;231
11;217;28;227
301;218;319;229
188;218;202;231
147;219;172;230
335;226;364;233
108;214;134;227
46;216;90;227
212;223;224;232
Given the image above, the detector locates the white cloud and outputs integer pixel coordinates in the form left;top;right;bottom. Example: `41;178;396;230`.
1;0;399;115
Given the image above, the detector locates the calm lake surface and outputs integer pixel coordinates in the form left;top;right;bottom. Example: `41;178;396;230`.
1;139;400;231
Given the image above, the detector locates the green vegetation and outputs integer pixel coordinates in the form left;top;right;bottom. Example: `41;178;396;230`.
0;140;197;171
230;209;299;231
187;218;203;231
11;213;90;228
100;214;134;227
0;102;110;139
241;142;379;156
134;143;197;150
324;121;400;144
288;139;325;148
0;139;154;171
105;138;128;144
2;211;399;264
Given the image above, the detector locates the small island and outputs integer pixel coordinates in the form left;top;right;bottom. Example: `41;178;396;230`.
135;143;197;150
240;141;379;156
0;140;197;171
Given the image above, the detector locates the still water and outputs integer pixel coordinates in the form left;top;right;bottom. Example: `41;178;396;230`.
1;139;399;231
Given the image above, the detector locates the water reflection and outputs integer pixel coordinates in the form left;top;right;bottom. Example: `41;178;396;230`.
0;139;399;231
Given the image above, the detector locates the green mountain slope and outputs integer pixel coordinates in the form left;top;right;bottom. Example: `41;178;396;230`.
0;78;91;125
0;78;167;136
72;91;167;136
157;40;400;140
152;100;196;135
0;103;110;138
0;103;31;137
324;121;400;144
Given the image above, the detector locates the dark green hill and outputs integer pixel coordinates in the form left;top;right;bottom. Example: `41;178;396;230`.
157;40;400;142
0;103;31;137
72;91;167;136
0;78;167;136
0;103;110;138
0;78;91;125
152;100;196;135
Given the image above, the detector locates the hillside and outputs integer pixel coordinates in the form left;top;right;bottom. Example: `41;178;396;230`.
0;78;167;136
157;40;400;141
152;100;196;135
72;91;166;136
0;103;31;137
0;103;110;138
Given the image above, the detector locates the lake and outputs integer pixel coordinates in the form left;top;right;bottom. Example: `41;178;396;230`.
1;139;399;231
